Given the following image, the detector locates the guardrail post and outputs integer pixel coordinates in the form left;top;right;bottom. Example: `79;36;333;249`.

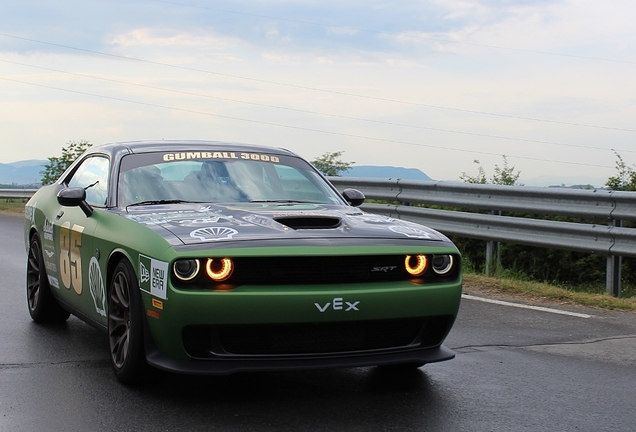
485;210;501;277
606;219;622;297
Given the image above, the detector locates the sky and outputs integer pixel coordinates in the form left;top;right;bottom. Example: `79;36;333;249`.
2;0;636;186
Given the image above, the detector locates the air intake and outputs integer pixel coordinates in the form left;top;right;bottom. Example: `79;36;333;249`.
274;216;342;230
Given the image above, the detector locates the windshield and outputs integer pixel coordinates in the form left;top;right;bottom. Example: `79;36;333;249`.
117;150;345;207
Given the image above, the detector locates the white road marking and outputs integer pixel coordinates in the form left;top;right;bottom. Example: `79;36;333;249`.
461;294;594;319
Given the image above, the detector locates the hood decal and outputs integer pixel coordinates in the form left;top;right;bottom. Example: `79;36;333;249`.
388;225;432;239
122;202;445;245
190;227;239;242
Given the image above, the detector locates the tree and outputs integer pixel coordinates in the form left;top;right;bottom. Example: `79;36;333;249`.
606;151;636;191
311;151;354;177
41;140;92;185
459;160;487;184
491;156;522;186
456;155;521;275
460;155;521;186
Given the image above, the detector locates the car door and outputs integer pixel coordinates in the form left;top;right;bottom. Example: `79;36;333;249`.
52;156;109;324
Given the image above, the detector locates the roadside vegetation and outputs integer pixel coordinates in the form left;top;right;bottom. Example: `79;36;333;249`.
0;199;27;214
456;154;636;304
463;273;636;311
40;140;92;185
311;151;354;176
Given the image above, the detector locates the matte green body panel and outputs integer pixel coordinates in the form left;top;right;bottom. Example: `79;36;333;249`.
26;185;173;328
143;279;462;360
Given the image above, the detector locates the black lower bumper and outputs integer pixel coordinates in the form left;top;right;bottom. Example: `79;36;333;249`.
145;345;455;375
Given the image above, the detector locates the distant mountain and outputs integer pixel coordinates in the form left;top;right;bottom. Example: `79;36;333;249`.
0;160;47;185
341;166;432;181
521;175;607;188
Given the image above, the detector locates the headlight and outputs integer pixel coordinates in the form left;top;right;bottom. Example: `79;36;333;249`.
173;259;200;281
432;255;454;275
404;254;428;276
206;258;234;282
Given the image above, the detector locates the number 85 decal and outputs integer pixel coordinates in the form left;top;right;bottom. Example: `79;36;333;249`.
60;221;85;294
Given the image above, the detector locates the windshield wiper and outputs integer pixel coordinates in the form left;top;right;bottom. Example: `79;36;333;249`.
126;199;193;208
249;200;316;204
84;180;99;190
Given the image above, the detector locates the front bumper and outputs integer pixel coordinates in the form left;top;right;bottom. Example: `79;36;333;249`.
145;343;456;375
141;280;462;375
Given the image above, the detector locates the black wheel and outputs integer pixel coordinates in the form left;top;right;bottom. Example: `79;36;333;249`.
108;259;148;384
26;233;70;323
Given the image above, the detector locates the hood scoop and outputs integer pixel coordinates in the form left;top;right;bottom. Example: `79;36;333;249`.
274;216;342;230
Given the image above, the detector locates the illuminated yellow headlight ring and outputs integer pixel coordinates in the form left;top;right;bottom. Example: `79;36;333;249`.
405;254;428;276
205;258;234;282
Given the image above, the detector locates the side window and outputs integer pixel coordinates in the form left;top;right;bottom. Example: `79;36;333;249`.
67;156;110;206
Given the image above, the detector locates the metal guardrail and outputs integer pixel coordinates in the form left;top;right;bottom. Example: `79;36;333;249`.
0;188;38;199
3;182;634;296
330;178;636;220
329;178;636;253
329;178;636;297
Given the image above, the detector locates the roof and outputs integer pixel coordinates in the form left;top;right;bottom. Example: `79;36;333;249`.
86;140;297;159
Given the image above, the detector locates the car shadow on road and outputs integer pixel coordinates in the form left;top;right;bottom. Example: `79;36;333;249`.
126;366;456;430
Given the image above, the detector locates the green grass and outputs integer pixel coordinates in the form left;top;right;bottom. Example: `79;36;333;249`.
464;273;636;311
0;200;26;214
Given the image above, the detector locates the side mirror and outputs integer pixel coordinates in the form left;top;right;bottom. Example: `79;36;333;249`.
57;187;94;217
342;188;365;207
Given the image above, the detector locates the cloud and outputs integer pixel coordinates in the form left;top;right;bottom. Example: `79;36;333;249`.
1;0;634;186
106;28;242;49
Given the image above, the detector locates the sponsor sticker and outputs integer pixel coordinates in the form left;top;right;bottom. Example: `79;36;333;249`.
139;255;169;300
48;275;60;289
190;226;238;242
43;218;54;242
25;204;35;222
162;152;280;163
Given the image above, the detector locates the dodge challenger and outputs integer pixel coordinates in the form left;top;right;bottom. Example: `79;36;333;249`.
24;140;462;383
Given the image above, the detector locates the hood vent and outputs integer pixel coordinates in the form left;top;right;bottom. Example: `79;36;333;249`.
274;216;342;230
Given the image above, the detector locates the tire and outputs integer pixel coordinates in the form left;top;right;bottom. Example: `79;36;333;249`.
108;259;148;384
26;233;70;323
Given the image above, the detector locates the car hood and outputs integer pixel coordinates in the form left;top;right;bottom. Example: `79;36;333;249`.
120;202;447;246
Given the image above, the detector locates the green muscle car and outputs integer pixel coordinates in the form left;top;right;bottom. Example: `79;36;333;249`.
24;140;462;383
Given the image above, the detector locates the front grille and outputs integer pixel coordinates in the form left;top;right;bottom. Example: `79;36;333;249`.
182;316;454;359
175;255;459;289
232;255;408;284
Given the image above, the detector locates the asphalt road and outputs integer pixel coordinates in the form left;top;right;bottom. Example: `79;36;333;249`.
2;212;636;432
